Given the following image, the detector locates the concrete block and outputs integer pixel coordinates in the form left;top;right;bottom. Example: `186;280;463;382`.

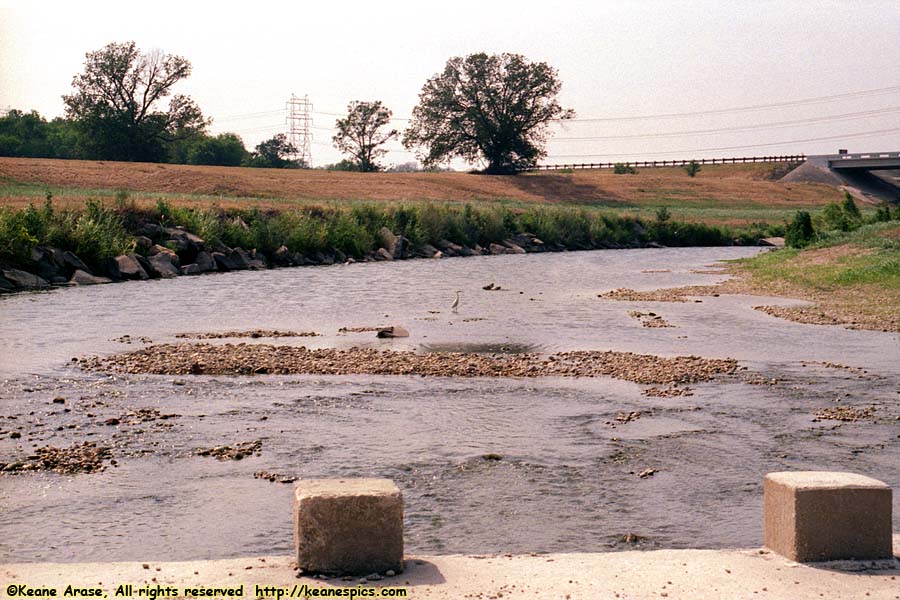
764;471;892;562
293;478;403;574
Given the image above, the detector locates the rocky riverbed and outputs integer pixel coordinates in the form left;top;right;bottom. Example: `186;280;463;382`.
78;344;741;385
174;330;319;340
1;442;112;474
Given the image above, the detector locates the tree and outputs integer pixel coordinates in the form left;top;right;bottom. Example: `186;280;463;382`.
403;52;573;174
332;101;398;172
387;161;421;173
321;159;360;172
841;191;862;222
0;110;82;159
63;41;207;162
685;160;701;177
186;133;248;166
246;134;307;169
0;110;53;157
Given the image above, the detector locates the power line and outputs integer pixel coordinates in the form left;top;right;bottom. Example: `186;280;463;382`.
216;83;900;132
543;126;900;159
313;110;411;123
214;109;285;122
558;84;900;123
226;124;285;134
550;106;900;142
306;84;900;125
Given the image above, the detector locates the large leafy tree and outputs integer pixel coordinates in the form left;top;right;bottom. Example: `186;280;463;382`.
0;110;53;157
247;134;307;169
403;53;573;174
185;133;248;166
0;110;82;159
63;41;207;162
332;101;398;172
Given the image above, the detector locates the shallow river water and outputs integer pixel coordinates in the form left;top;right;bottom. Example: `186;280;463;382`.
1;248;898;563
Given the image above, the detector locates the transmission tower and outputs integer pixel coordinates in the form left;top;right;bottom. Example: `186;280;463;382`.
286;94;313;166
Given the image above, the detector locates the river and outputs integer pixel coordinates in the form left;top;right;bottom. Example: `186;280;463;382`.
1;247;897;562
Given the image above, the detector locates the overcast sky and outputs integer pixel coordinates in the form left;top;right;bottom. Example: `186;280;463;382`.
1;0;899;168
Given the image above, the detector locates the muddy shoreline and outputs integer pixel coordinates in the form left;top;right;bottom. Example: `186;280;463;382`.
597;276;900;333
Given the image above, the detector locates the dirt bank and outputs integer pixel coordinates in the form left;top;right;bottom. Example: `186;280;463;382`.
597;240;900;333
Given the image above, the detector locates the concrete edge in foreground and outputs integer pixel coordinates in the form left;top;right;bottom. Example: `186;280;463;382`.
3;540;899;600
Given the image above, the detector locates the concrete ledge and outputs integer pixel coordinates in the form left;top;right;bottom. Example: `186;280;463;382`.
293;478;403;575
764;471;892;562
3;544;898;600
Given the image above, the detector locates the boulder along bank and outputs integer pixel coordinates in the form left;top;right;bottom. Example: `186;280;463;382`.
0;214;775;294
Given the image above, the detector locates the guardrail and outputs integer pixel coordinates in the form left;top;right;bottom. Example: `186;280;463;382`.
831;152;900;160
526;154;806;172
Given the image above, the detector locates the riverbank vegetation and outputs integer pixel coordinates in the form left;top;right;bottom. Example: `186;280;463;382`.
0;195;779;272
732;221;900;332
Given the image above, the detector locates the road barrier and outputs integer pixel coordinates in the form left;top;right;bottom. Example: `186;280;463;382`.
526;154;806;172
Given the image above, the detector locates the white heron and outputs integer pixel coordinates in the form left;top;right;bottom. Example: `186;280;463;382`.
451;290;461;313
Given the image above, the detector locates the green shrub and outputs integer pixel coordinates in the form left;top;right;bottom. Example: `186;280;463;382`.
820;195;863;233
655;206;671;223
842;192;862;222
785;211;815;248
388;205;419;239
613;163;637;175
46;200;133;266
873;204;893;223
276;211;328;254
220;213;255;250
167;206;222;244
684;160;701;177
327;211;373;257
821;202;848;231
519;208;562;244
0;207;41;264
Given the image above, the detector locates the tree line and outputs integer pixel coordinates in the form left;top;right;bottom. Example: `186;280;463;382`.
0;109;296;167
1;42;570;174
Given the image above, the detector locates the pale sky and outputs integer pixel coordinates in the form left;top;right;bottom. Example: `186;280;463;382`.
1;0;899;168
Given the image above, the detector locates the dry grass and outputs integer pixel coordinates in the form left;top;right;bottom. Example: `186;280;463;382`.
0;157;842;215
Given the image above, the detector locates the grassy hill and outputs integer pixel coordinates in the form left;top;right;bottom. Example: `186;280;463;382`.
0;157;845;226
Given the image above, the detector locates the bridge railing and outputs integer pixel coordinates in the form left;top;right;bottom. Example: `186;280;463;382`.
524;154;806;172
831;152;900;160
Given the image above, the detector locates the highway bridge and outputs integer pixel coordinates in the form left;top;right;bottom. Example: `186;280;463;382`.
825;151;900;171
795;151;900;203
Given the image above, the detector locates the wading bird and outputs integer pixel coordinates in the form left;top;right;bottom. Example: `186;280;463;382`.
451;290;461;313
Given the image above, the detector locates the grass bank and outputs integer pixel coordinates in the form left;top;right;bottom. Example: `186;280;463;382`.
0;196;780;273
728;223;900;332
